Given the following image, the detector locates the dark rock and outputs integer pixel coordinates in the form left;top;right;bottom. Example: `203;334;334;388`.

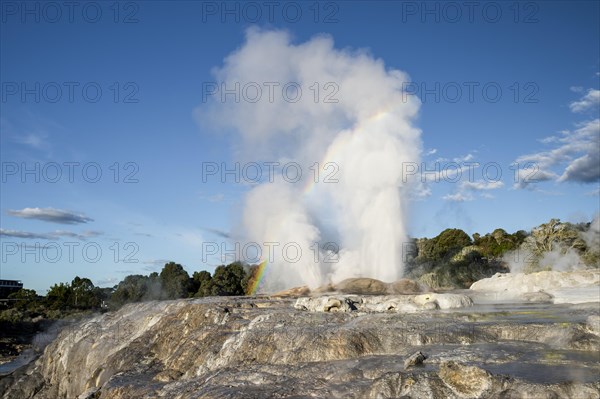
404;351;427;369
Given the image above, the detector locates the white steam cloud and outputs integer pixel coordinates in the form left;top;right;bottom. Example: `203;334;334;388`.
504;215;600;274
199;28;421;290
581;214;600;250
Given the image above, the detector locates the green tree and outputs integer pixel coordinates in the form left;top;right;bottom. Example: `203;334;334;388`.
71;276;100;308
45;282;72;310
211;262;247;296
93;287;113;308
432;228;472;260
473;228;526;258
111;275;153;306
520;219;588;272
524;219;583;255
192;271;214;297
7;288;37;311
159;262;191;299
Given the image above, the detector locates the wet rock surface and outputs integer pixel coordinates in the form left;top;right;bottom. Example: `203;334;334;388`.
404;351;427;370
0;292;599;398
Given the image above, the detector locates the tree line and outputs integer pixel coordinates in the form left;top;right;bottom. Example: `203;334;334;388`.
2;217;598;322
1;262;261;323
405;218;599;288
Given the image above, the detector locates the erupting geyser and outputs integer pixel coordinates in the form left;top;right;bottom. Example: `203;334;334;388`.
199;28;422;291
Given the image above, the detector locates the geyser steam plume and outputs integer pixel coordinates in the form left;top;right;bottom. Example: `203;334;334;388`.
199;28;422;291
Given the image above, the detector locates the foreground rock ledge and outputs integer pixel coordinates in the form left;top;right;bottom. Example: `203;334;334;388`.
1;292;598;399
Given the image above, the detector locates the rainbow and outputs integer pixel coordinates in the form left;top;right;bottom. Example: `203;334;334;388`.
301;108;393;197
247;259;269;295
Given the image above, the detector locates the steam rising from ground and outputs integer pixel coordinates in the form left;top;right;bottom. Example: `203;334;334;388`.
200;28;421;290
504;215;600;274
581;215;600;250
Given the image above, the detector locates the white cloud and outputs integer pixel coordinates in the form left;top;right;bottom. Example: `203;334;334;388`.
95;277;120;287
443;192;473;202
586;187;600;196
409;181;432;199
569;89;600;113
141;259;172;272
512;169;558;189
18;133;47;149
453;153;475;163
0;229;54;240
6;125;51;153
7;207;94;224
461;180;504;191
570;86;584;93
51;230;103;240
408;156;484;199
559;152;600;183
539;136;559;144
443;179;503;202
419;162;480;184
0;228;103;241
514;119;599;188
208;193;225;203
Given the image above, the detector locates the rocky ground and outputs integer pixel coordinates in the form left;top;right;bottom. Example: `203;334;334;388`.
0;318;51;367
1;272;599;398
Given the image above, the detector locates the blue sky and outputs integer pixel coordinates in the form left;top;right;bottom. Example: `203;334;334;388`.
1;1;599;293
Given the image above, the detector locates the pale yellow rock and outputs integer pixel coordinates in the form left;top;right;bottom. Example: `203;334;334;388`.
387;278;424;294
438;361;493;398
336;278;388;295
270;286;310;297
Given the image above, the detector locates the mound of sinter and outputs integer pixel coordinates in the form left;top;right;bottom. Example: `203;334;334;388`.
273;277;425;297
470;269;600;304
280;277;472;312
295;293;473;313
